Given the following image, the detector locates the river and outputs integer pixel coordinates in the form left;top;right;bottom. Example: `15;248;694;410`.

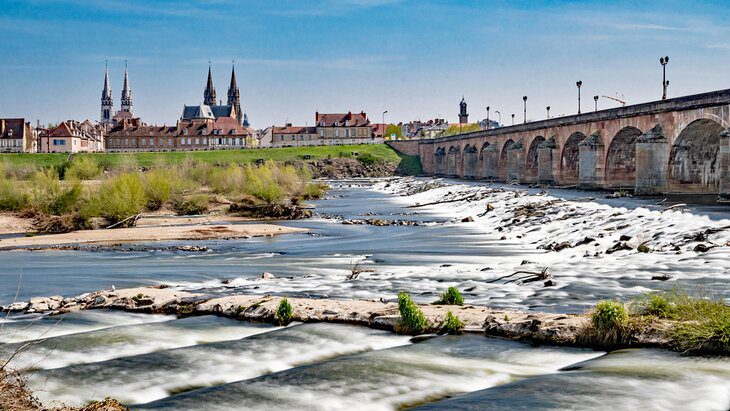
1;177;729;410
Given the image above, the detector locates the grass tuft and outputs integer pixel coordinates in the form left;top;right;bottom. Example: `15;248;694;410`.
397;291;428;335
433;286;464;306
440;311;465;335
275;298;293;326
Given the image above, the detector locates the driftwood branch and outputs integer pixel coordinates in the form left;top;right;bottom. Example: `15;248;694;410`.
106;214;141;229
407;193;479;208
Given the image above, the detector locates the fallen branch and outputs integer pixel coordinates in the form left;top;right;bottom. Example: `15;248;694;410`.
407;193;479;208
106;214;141;230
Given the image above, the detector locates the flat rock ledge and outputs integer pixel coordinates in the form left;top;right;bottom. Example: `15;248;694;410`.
3;286;676;352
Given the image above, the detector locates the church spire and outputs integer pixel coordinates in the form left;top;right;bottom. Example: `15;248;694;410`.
204;62;217;106
227;61;242;124
100;61;113;125
120;60;133;114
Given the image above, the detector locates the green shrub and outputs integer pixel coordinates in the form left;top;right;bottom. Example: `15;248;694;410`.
440;311;464;335
46;181;83;215
398;291;428;335
66;156;102;180
638;292;675;318
637;290;730;353
275;298;293;326
0;180;29;211
243;164;285;204
357;153;380;166
143;168;192;211
93;173;146;223
172;194;210;216
592;300;628;331
434;286;464;306
29;170;83;215
300;182;328;200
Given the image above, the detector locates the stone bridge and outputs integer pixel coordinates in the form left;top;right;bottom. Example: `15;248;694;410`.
388;89;730;202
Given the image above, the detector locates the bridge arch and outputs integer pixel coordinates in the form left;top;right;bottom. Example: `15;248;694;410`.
499;139;515;180
526;135;546;182
605;126;642;188
462;144;478;178
480;142;498;179
447;145;460;176
669;119;723;193
561;132;587;184
434;147;446;175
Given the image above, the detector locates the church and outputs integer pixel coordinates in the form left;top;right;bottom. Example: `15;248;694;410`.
100;62;134;126
181;65;248;126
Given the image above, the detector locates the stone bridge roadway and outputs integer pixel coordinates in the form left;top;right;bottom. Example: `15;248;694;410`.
388;89;730;202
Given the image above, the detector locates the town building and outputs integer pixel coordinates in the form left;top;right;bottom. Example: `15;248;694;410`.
39;120;104;153
0;118;37;153
271;124;319;148
270;111;383;148
316;111;376;145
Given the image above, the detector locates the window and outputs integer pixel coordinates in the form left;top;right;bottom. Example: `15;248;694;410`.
319;129;324;137
125;138;129;146
168;138;172;146
345;129;350;138
181;138;186;145
291;135;295;141
203;138;207;145
335;129;340;137
195;138;200;145
53;139;65;145
187;138;192;145
141;138;146;145
183;128;188;135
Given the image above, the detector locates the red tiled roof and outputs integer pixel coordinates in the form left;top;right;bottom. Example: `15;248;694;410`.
272;126;317;134
315;112;369;127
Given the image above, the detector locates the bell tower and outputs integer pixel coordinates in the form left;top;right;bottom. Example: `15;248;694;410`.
459;96;468;124
100;62;113;125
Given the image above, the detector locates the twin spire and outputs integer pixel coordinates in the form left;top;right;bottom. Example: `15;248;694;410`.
100;61;132;124
204;61;243;124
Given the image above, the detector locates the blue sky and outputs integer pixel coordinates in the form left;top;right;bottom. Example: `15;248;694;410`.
2;0;730;127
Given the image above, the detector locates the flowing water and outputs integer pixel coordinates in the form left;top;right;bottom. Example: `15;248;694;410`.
1;177;729;410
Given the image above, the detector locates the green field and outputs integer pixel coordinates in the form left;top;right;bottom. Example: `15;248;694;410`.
0;144;421;174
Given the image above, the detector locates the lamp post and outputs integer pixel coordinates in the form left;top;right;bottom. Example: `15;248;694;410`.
546;106;550;119
594;95;599;112
511;113;515;125
495;110;501;127
486;106;490;130
522;96;527;124
576;81;582;114
382;110;388;140
660;56;669;100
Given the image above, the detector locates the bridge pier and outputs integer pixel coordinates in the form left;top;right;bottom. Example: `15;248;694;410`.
482;145;499;179
537;137;557;184
720;130;730;203
507;141;525;181
578;131;605;189
635;124;669;195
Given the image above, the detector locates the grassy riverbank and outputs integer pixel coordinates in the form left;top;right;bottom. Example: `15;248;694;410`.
0;158;325;233
0;144;420;174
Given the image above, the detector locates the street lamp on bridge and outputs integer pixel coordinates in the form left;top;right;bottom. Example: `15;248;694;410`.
382;110;388;139
522;96;527;124
576;81;583;114
594;95;599;112
546;106;550;119
660;56;670;100
495;110;501;126
511;113;515;125
486;106;490;130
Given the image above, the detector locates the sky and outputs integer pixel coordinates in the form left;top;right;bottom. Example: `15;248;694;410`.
2;0;730;128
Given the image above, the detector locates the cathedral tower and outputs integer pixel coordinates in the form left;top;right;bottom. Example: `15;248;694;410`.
227;63;242;124
120;61;133;114
101;63;113;125
204;64;217;106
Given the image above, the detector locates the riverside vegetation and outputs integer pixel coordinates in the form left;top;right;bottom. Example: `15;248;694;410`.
0;155;327;233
